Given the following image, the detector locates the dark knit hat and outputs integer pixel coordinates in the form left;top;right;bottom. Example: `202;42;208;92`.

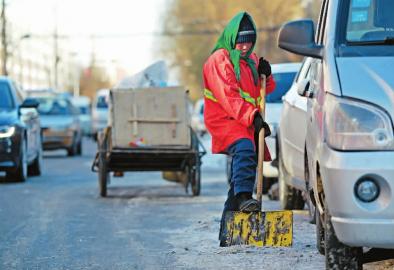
236;16;256;44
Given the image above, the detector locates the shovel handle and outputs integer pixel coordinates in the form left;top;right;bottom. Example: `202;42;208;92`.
256;75;267;204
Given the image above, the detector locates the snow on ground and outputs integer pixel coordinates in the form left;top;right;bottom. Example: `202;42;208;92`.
193;133;323;269
163;171;325;270
198;133;226;171
188;133;394;270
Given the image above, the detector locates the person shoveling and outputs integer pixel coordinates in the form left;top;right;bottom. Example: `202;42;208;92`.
202;11;293;247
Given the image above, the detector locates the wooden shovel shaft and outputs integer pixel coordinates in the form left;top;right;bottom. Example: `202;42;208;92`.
256;75;266;204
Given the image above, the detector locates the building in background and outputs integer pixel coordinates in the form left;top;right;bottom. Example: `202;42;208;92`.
1;19;81;93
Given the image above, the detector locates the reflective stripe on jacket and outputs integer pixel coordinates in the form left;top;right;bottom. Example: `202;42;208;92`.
202;49;275;159
204;88;259;107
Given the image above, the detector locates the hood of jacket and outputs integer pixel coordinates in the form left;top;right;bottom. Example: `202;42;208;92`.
211;11;259;85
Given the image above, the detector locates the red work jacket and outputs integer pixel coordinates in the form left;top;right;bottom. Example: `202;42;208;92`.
202;49;275;160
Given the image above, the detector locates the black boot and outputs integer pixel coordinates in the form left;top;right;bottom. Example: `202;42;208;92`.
236;192;261;212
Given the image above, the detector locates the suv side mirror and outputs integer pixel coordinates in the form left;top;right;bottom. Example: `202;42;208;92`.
278;19;323;59
297;79;310;97
21;98;39;108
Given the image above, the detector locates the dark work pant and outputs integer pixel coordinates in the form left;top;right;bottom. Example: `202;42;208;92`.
219;138;257;240
227;138;257;195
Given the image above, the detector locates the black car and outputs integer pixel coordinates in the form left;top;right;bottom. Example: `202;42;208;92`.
0;77;42;181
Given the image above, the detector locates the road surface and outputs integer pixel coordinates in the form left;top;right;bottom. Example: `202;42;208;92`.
0;137;392;269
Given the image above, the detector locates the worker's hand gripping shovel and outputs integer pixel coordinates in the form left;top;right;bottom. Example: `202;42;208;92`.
220;75;293;247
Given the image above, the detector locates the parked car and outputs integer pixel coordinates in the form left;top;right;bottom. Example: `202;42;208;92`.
225;62;301;193
0;77;42;181
264;63;302;177
191;98;206;135
71;96;92;136
92;89;109;140
277;58;312;213
279;0;394;267
36;96;82;156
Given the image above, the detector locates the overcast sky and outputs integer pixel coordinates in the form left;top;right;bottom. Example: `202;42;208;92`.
7;0;168;75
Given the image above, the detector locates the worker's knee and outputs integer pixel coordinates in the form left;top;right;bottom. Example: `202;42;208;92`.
229;139;255;157
230;139;256;167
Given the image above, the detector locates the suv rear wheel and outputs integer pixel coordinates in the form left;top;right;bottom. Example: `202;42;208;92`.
76;138;82;156
28;145;42;176
305;153;316;224
278;153;304;210
67;134;78;156
28;136;43;176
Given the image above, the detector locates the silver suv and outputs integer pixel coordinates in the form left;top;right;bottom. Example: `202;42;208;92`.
279;0;394;268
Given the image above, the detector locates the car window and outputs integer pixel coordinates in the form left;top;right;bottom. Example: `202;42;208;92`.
346;0;394;42
266;72;297;103
0;82;15;109
96;96;108;108
78;106;90;115
37;98;73;115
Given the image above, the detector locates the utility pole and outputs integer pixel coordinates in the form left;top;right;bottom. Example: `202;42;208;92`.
54;25;59;89
1;0;7;75
69;52;79;97
53;2;59;89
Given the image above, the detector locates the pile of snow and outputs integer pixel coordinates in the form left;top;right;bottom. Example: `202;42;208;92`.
115;61;168;89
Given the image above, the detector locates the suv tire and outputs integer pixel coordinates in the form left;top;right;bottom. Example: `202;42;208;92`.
316;207;325;255
324;201;362;269
28;146;42;176
278;153;304;210
67;134;78;156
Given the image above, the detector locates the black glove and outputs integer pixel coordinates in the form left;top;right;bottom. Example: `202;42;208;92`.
258;57;271;78
253;113;271;138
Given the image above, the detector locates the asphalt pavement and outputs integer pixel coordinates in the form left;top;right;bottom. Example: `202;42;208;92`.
0;137;392;269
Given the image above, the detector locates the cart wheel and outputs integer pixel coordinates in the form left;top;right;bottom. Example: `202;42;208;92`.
191;158;201;196
98;152;109;197
97;131;109;197
191;168;201;196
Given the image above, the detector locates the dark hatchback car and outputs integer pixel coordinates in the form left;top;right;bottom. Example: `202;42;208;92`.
0;77;42;181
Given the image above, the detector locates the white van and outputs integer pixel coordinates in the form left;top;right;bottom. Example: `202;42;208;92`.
71;95;92;136
91;89;110;139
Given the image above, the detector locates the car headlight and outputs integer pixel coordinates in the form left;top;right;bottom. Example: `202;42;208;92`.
0;126;16;138
324;94;394;150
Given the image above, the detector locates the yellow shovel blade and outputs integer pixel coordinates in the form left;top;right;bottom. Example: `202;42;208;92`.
222;210;293;247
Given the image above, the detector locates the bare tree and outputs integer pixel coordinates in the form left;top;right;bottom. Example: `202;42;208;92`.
157;0;312;100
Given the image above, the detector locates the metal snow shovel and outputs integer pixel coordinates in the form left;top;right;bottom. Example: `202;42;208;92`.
221;75;293;247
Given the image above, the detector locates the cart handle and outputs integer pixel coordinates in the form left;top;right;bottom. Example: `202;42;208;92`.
190;128;207;158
